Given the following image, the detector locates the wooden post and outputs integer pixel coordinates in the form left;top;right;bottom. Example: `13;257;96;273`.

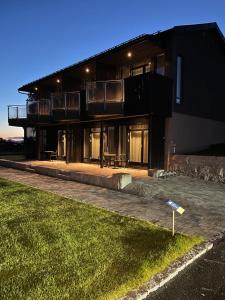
148;114;152;170
100;122;104;168
36;127;41;160
23;127;27;159
172;210;175;236
66;127;70;164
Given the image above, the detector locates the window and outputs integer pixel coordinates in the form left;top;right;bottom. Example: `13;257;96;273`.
131;66;144;76
176;56;183;104
107;127;115;154
156;53;165;75
131;61;153;77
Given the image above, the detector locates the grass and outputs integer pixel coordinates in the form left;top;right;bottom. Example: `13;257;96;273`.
0;178;203;300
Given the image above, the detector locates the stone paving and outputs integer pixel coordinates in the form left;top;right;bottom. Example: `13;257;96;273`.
0;166;225;239
25;160;148;178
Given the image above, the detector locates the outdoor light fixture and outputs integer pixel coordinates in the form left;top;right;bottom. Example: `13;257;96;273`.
56;79;61;83
127;51;132;58
85;68;90;73
34;87;38;91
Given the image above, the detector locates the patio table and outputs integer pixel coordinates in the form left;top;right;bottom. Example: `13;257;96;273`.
44;151;57;161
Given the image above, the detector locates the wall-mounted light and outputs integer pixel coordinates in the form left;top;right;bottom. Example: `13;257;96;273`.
127;51;132;58
56;79;61;83
34;87;38;91
85;67;90;73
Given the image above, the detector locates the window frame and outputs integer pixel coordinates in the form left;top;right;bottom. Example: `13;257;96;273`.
175;55;184;105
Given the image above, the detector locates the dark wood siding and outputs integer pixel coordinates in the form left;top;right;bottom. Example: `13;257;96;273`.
173;29;225;122
124;73;172;116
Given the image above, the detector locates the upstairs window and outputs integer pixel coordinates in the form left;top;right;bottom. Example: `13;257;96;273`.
131;61;153;77
176;56;183;104
131;66;144;76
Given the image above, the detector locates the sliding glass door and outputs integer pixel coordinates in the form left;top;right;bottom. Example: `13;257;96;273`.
82;124;149;167
129;129;148;164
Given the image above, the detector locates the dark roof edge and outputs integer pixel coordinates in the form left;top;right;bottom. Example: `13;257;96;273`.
174;22;225;39
18;33;152;91
18;22;224;91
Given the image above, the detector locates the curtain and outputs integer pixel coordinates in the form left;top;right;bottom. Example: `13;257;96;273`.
143;130;149;163
91;133;100;159
58;130;66;158
130;131;142;162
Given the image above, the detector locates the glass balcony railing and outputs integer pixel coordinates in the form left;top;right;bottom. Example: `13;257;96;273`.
86;80;124;103
51;92;80;111
27;99;50;116
8;105;27;120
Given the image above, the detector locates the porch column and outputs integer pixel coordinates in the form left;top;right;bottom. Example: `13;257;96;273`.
100;122;104;168
23;127;27;159
148;115;152;169
115;125;119;157
66;127;70;164
36;127;41;160
149;115;165;169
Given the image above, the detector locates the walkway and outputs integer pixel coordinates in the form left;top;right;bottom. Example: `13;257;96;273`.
148;237;225;300
0;166;225;239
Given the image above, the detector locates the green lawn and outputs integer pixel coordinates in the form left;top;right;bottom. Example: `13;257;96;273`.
0;178;203;300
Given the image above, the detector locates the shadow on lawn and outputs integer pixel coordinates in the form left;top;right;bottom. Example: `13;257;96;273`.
88;226;174;299
0;179;13;188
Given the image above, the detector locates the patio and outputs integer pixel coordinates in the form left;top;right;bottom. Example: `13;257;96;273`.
25;160;148;179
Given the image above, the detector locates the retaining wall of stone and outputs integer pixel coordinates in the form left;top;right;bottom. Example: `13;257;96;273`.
170;155;225;182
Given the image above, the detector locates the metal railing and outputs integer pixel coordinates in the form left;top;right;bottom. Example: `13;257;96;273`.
27;99;50;116
86;80;124;103
8;105;27;119
9;91;80;121
51;92;80;110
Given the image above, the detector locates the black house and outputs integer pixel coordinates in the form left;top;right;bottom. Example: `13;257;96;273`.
8;22;225;169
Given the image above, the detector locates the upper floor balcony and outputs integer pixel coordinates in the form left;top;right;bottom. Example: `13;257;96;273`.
86;80;124;116
8;105;27;126
8;100;50;126
27;99;51;122
8;71;172;127
86;73;172;117
8;92;81;126
51;91;80;120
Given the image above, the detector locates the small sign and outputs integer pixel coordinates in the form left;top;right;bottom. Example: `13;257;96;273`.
166;199;185;236
166;199;185;215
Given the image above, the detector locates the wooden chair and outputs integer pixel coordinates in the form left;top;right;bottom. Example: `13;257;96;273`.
114;154;127;168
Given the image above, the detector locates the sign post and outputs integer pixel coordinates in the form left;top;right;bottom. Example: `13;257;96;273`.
172;209;175;236
166;199;185;236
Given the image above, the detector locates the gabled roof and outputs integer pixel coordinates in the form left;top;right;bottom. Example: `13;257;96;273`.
18;34;154;92
18;22;224;92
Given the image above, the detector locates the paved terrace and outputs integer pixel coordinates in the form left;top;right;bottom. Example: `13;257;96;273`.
0;166;225;240
25;161;148;178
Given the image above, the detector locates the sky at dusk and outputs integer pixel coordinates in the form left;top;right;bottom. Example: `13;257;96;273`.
0;0;225;138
